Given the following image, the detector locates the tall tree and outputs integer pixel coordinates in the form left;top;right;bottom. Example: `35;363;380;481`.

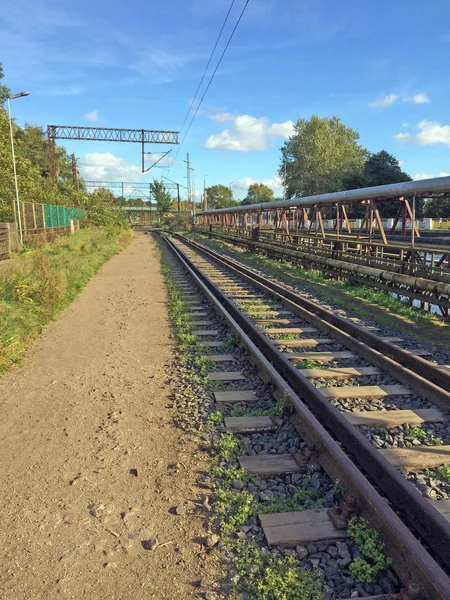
423;198;450;218
242;183;274;205
150;179;173;218
342;150;415;217
205;184;236;209
343;150;411;189
0;63;10;105
279;116;367;198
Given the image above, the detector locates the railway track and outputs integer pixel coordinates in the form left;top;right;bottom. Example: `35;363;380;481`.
195;226;450;316
162;232;450;599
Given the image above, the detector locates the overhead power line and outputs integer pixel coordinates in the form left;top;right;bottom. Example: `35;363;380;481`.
169;0;250;172
177;0;236;136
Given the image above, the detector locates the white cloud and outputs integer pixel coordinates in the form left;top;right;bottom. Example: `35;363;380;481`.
230;176;284;198
144;152;175;168
209;113;235;122
413;172;450;181
395;121;450;147
37;85;82;97
79;152;145;181
403;93;430;104
369;92;430;108
84;109;103;122
204;115;294;152
411;93;430;104
369;93;399;108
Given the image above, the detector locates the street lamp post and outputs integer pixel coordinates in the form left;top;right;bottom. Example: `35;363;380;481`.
7;91;29;246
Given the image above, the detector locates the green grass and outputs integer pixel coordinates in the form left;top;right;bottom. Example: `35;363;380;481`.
0;226;133;374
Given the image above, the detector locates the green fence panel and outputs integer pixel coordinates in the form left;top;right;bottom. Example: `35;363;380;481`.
42;203;86;229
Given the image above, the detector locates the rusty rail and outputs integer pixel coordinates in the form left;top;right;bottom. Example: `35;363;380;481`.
163;233;450;599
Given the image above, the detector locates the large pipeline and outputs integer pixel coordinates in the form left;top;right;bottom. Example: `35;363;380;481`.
197;175;450;215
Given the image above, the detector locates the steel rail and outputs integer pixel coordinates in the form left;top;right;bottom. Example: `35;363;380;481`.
163;233;450;599
199;229;450;312
178;234;450;393
171;233;450;562
197;175;450;215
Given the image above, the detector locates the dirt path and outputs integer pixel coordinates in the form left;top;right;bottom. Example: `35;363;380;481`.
0;233;212;600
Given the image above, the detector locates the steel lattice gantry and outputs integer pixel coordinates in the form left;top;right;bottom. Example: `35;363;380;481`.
47;125;179;183
83;180;182;212
83;180;178;191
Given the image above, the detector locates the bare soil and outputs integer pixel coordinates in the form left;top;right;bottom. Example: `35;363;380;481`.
0;233;214;600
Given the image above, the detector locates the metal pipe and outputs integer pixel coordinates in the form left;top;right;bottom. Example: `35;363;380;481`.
197;175;450;215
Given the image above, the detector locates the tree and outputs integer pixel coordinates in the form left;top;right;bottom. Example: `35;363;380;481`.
205;184;237;209
423;198;450;218
342;150;415;217
343;150;411;189
150;179;173;218
242;183;274;205
279;116;367;198
0;63;10;105
86;188;128;227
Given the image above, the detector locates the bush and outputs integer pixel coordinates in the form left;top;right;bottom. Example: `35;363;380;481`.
164;212;192;231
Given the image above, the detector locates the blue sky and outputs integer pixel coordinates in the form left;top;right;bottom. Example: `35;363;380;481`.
1;0;450;201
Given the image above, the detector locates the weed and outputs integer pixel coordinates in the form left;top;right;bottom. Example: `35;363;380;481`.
295;359;322;369
259;487;325;514
209;465;250;489
222;334;236;349
425;464;450;481
206;409;224;426
214;432;244;461
347;517;392;584
226;539;323;600
407;426;427;439
214;488;257;533
230;400;283;417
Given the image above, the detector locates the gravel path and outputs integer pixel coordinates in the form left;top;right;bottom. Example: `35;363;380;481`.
0;233;215;600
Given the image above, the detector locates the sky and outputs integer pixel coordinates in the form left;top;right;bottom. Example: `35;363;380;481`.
1;0;450;201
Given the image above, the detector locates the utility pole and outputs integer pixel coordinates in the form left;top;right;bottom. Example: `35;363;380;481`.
191;167;196;216
71;154;79;191
203;174;209;211
163;176;186;213
184;153;192;214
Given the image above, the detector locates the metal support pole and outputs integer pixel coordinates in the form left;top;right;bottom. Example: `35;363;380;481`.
411;196;416;248
141;129;145;173
7;97;23;245
177;184;181;213
71;154;79;192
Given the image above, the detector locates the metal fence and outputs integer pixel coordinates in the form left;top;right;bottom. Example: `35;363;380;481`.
20;201;86;234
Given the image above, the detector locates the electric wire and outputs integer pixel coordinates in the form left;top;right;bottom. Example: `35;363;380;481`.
178;0;236;136
168;0;250;173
